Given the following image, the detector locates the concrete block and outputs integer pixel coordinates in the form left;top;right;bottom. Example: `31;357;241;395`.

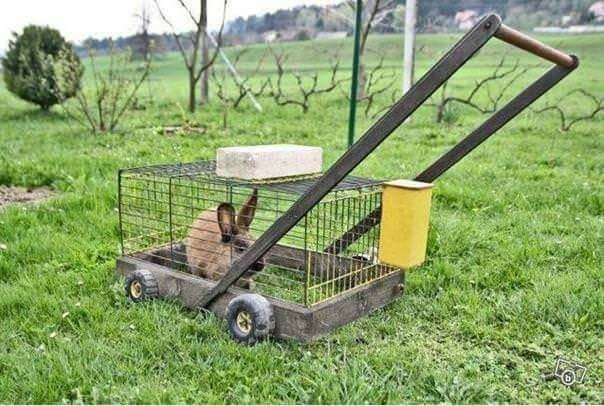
216;144;323;180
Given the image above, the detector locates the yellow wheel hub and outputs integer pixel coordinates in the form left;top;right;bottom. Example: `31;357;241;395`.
236;310;253;334
130;280;143;299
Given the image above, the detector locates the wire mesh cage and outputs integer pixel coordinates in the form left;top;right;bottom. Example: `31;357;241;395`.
118;161;400;307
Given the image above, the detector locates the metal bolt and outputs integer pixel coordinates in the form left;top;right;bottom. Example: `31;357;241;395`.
485;21;492;29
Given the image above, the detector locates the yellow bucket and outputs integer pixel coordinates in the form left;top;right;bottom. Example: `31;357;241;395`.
378;179;433;269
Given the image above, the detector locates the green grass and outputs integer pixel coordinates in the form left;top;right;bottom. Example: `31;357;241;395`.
0;32;602;403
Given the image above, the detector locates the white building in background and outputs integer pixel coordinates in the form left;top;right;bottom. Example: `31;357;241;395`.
454;10;479;30
561;15;573;26
262;30;278;43
315;31;347;40
588;0;604;22
534;25;604;33
535;0;604;34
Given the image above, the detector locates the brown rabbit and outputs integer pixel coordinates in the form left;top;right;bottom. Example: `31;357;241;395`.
185;189;264;290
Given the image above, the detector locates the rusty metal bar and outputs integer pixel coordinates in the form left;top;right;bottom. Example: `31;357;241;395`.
494;24;576;68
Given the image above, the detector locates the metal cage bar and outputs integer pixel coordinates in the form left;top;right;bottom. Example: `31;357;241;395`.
119;166;388;306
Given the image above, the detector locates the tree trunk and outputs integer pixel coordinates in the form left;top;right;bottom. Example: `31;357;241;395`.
143;29;150;62
199;0;209;105
436;103;444;123
222;101;228;129
189;72;196;112
358;63;367;100
200;32;209;104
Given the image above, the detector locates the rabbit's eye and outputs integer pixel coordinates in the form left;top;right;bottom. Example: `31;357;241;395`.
235;246;246;253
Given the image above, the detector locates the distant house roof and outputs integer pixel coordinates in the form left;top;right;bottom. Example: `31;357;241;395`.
315;31;348;40
589;0;604;20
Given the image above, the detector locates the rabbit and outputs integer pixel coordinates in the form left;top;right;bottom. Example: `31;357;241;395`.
185;189;264;290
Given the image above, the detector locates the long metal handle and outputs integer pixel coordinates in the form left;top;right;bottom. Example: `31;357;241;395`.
325;28;579;256
193;14;504;309
494;24;576;68
324;61;577;254
415;61;577;181
194;15;579;309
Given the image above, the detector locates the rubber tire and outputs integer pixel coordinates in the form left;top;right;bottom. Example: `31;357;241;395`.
125;269;159;302
226;294;275;345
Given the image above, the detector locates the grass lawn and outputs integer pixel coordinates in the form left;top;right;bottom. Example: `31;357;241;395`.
0;32;602;403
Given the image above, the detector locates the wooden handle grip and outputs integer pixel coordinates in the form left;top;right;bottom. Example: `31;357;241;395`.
495;24;576;68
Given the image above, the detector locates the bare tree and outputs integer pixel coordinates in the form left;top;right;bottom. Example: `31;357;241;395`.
369;88;398;119
365;46;442;120
341;55;396;117
210;49;269;129
427;56;532;123
266;48;345;113
347;0;396;99
133;3;152;61
532;89;604;131
153;0;227;112
55;46;151;133
199;0;209;104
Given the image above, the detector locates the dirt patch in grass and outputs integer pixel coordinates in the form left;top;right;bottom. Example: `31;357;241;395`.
0;185;54;207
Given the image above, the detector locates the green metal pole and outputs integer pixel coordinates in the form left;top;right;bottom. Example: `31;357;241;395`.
347;0;362;148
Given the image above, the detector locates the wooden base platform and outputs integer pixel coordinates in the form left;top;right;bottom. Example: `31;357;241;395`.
116;255;404;342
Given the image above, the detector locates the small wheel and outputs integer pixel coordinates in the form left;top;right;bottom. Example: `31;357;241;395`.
225;294;274;345
125;269;159;302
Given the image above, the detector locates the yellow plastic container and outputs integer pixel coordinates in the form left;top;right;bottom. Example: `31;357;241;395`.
378;179;433;269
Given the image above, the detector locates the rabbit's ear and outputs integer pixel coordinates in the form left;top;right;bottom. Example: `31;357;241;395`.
217;203;238;242
237;189;258;231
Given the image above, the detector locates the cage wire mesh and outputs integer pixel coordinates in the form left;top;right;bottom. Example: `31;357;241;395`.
119;161;399;306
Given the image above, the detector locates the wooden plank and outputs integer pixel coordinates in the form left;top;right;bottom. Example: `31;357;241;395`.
116;256;404;342
117;256;315;341
309;271;404;339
